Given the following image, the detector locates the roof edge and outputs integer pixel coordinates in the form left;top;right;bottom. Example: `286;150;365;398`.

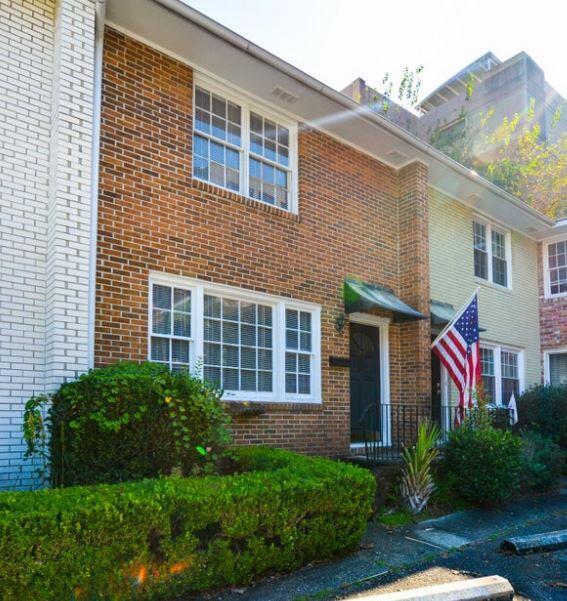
152;0;554;229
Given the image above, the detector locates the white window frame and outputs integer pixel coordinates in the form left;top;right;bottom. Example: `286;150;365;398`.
193;73;299;214
543;348;567;385
478;342;525;406
473;216;513;290
543;237;567;299
348;312;391;448
148;273;321;403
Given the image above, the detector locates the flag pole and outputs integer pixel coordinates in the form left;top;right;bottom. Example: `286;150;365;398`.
431;287;481;349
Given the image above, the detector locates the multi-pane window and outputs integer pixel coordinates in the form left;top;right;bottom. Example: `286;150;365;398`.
549;353;567;386
193;81;295;211
285;309;312;395
193;87;242;191
249;113;290;209
203;295;273;393
480;347;495;403
473;220;510;287
473;222;488;280
149;278;320;402
547;241;567;296
150;284;192;371
491;229;508;287
500;350;519;406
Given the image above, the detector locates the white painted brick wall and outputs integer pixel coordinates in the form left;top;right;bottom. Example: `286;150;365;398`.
0;0;95;490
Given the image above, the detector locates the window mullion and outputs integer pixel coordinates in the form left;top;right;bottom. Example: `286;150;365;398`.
274;302;286;401
487;224;494;284
193;286;205;376
494;346;502;406
242;102;250;198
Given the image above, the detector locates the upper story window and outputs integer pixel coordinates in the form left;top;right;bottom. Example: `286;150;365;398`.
546;240;567;297
473;219;511;288
149;275;321;403
192;77;297;212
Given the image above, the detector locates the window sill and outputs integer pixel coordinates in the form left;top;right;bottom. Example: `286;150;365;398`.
544;291;567;300
222;398;323;414
192;178;300;222
475;277;512;294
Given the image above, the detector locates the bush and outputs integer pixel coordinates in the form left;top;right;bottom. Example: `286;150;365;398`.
25;362;230;486
520;431;564;490
0;447;375;601
516;384;567;448
442;423;522;506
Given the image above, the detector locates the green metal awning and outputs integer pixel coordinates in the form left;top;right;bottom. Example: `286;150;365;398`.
344;278;425;323
430;299;486;332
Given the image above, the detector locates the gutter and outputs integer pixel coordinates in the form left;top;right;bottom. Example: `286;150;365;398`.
87;0;106;370
153;0;553;229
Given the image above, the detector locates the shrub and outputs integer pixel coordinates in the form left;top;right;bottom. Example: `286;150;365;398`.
520;431;564;490
0;447;375;601
25;362;230;486
442;422;522;506
516;384;567;448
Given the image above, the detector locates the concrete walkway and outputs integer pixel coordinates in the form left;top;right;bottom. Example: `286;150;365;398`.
197;484;567;601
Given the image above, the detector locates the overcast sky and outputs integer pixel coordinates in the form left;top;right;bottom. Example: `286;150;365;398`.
184;0;566;101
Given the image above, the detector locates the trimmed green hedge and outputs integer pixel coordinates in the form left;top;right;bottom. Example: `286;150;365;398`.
0;447;375;600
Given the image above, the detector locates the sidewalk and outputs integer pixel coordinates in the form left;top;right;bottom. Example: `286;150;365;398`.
197;483;567;601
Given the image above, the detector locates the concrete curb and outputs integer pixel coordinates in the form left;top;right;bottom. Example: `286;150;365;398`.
501;529;567;555
352;575;514;601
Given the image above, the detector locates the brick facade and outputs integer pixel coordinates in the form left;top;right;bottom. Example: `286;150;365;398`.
95;27;432;456
0;0;96;490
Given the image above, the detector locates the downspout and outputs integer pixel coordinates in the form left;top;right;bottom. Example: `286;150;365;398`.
87;0;106;369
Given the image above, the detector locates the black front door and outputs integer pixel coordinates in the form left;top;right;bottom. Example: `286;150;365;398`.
349;323;380;443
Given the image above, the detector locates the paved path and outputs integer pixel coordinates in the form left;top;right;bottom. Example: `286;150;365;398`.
196;484;567;601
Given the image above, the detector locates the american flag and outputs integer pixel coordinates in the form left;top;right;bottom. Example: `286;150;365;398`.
432;293;481;425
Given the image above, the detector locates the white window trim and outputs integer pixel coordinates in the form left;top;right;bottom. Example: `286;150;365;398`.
479;342;525;405
348;312;391;448
543;347;567;385
149;273;321;404
543;237;567;299
193;73;299;214
473;216;513;290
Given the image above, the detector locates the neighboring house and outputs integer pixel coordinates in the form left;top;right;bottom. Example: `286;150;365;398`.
539;220;567;386
0;0;97;490
344;51;566;161
0;0;562;491
429;189;541;412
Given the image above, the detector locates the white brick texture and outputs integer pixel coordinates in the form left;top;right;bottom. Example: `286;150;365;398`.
0;0;95;490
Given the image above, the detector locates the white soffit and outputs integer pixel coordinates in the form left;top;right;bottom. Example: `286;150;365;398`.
105;0;554;238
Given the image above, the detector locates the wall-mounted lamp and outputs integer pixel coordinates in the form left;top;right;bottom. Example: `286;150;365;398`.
335;312;346;334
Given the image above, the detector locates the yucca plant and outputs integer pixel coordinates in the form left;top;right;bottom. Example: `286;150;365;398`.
400;420;440;514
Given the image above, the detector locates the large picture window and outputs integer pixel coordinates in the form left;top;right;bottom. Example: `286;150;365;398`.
472;219;510;288
203;295;273;393
149;276;320;402
193;78;296;212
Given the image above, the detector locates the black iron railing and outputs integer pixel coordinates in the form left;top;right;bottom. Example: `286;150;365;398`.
354;403;513;463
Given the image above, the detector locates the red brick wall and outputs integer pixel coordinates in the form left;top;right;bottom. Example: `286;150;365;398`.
95;28;431;456
538;241;567;374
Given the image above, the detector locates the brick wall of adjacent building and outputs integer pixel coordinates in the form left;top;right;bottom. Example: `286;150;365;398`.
95;28;431;456
538;241;567;368
0;0;96;490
